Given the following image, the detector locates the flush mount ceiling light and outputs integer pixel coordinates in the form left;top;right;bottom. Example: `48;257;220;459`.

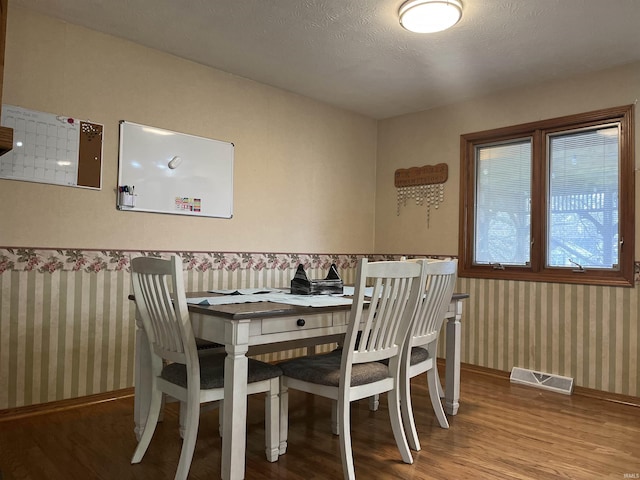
399;0;463;33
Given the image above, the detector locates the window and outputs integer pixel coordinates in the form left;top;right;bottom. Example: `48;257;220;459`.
459;105;635;286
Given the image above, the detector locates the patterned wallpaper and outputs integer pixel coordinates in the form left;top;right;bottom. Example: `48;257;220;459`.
0;247;638;410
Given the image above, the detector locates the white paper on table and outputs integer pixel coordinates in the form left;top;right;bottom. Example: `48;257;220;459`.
186;294;272;306
207;288;288;295
263;293;353;308
186;292;353;308
340;286;374;298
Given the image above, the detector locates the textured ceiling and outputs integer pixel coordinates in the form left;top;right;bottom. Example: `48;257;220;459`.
12;0;640;119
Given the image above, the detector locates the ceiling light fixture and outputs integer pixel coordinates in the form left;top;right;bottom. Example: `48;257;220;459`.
399;0;463;33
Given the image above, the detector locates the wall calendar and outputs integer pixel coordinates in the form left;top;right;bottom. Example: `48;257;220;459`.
0;104;103;189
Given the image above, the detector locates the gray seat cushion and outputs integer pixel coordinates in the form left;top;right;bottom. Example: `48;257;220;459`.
195;338;224;350
408;346;430;364
161;353;282;389
279;351;390;387
378;346;429;366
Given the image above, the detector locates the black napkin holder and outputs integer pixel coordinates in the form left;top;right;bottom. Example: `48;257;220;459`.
291;263;343;295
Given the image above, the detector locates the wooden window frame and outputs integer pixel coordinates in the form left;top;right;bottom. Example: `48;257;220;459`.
458;105;635;287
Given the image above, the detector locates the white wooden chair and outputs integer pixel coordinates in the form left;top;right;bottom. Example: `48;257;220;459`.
398;259;458;451
278;258;425;479
130;255;282;480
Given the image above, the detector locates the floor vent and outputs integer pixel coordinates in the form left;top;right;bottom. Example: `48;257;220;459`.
510;367;574;395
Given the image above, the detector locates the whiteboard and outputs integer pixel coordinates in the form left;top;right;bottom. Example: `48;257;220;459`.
117;121;233;218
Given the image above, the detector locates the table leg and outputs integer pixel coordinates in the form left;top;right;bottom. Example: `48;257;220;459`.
134;317;151;441
444;300;462;415
221;319;251;480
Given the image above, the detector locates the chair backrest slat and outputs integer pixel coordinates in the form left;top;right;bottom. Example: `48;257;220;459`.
144;274;173;351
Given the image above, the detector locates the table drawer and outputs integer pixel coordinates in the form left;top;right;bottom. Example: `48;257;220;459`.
261;312;334;334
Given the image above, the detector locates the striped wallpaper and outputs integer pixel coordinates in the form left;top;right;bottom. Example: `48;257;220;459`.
0;268;134;409
457;276;639;397
0;248;638;410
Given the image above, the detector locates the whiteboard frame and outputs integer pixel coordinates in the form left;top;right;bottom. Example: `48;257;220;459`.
117;121;234;219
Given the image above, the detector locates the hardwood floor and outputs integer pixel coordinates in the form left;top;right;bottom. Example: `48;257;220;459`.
1;367;639;479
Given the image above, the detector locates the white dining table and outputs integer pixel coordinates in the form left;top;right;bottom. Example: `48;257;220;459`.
132;292;467;479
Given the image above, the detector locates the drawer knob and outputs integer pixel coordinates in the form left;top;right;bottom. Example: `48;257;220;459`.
296;318;306;327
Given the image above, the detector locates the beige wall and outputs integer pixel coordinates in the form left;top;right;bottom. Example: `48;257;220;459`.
0;7;377;254
376;61;640;256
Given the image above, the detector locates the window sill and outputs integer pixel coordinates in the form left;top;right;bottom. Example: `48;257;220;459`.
458;267;634;287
